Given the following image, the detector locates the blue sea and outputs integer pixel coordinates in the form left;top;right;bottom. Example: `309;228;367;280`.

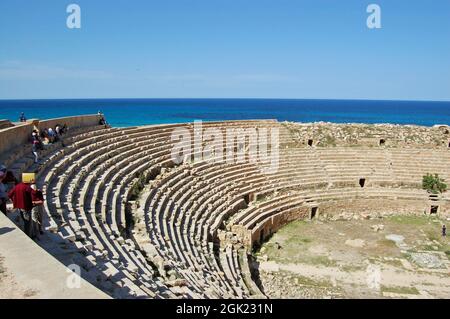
0;99;449;127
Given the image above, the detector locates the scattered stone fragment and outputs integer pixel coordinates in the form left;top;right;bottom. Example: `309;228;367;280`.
345;239;366;248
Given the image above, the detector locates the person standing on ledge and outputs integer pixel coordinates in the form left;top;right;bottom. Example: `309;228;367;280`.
443;225;447;237
98;111;107;127
8;178;34;238
19;112;27;122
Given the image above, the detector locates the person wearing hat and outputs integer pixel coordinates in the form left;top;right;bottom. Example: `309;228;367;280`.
8;174;34;238
0;170;8;215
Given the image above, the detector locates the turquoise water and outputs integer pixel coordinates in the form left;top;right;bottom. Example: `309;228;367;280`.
0;99;449;127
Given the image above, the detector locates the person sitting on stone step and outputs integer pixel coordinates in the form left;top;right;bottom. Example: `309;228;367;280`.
47;127;56;143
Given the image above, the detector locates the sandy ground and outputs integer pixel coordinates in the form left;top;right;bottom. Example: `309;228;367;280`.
255;215;450;299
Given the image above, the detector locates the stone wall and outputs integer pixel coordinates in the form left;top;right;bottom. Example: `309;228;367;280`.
0;120;13;130
250;206;310;248
0;114;101;158
38;114;100;132
241;196;449;249
0;122;35;158
283;121;450;148
317;198;430;219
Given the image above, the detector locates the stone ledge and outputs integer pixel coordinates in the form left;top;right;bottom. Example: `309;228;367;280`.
0;213;110;299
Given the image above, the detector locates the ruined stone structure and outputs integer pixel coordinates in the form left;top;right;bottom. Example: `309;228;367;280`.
1;116;449;298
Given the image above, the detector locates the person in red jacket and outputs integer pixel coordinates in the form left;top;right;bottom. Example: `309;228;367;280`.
8;181;34;238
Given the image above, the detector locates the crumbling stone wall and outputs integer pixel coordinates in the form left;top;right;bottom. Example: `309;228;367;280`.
283;122;450;148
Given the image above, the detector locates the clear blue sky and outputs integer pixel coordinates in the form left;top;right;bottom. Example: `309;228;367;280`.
0;0;449;100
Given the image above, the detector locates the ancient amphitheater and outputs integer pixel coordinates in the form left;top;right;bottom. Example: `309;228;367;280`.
0;115;449;299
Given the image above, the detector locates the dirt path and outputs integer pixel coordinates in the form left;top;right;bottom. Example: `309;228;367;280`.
256;215;450;299
260;261;450;298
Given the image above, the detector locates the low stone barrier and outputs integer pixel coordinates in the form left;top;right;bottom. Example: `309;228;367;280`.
0;213;109;299
0;114;101;158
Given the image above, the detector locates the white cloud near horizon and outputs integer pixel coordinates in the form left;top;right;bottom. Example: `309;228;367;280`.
0;60;115;80
0;60;298;84
1;60;448;101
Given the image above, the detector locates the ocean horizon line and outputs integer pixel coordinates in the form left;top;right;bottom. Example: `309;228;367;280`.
1;97;450;103
1;98;450;128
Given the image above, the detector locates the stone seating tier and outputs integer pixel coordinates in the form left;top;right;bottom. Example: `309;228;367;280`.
3;119;449;299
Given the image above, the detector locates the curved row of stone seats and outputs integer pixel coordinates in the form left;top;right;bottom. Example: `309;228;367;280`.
84;167;170;298
35;120;280;298
0;120;328;300
183;158;326;298
7;125;171;298
236;247;265;297
230;178;436;232
39;126;193;298
389;149;450;182
312;148;393;182
232;187;430;247
168;164;240;289
163;150;277;296
219;245;246;296
142;161;282;298
144;170;220;297
262;147;450;190
314;148;450;185
137;122;285;298
141;142;450;298
224;150;450;232
218;186;435;295
40;129;172;296
213;148;448;228
142;153;256;296
184;180;249;297
2;125;147;298
83;124;450;298
2;119;330;298
2;125;109;176
6;117;449;299
142;169;245;297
